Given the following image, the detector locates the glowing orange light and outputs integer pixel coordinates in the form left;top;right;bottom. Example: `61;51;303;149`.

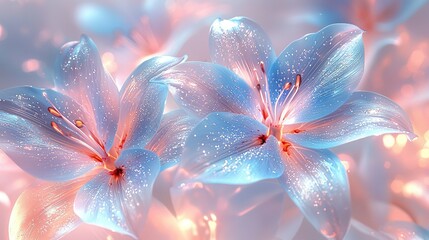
403;182;424;198
0;191;11;207
102;52;118;74
177;217;198;236
420;149;429;159
396;134;408;148
383;134;395;148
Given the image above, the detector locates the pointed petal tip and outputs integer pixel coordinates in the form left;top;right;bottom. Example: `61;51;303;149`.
408;132;418;141
79;34;91;42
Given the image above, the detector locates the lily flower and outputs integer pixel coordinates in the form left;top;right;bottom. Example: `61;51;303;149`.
158;17;416;239
76;0;222;86
287;0;427;87
0;35;195;239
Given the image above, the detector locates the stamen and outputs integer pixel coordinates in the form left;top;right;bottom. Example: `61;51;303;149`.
43;92;106;160
51;121;65;135
284;82;292;90
276;74;304;124
48;107;62;118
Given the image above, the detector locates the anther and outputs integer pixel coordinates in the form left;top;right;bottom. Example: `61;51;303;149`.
259;62;266;74
295;74;302;88
284;82;292;90
48;107;62;118
74;119;84;128
51;121;65;135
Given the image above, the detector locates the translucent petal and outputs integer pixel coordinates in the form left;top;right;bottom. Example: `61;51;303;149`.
113;56;184;152
9;178;89;240
145;110;198;170
345;219;389;240
382;221;429;240
285;91;416;149
0;87;99;181
54;35;120;148
171;180;287;240
159;62;259;119
74;149;160;238
279;146;351;239
209;17;276;86
268;23;364;124
177;112;284;185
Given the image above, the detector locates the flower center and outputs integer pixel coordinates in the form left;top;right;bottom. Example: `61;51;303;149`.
108;165;126;185
250;62;302;128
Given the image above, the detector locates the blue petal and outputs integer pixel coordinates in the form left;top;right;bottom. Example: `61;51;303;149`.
9;180;87;240
382;221;429;239
0;87;99;181
209;17;276;86
268;23;364;124
145;110;198;170
112;56;185;152
177;112;284;185
76;3;129;37
278;146;351;239
158;62;260;119
74;149;160;238
54;35;120;149
284;91;416;149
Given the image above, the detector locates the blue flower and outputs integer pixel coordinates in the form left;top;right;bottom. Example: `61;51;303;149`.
158;17;416;239
1;36;196;239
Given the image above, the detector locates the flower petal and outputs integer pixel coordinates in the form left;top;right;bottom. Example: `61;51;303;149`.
268;23;364;124
284;91;416;149
176;112;284;185
112;56;184;152
0;87;99;181
382;221;429;240
9;178;89;240
170;181;288;240
54;35;120;148
345;219;389;240
159;62;259;119
278;146;351;239
74;149;160;238
209;17;276;86
145;110;198;170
